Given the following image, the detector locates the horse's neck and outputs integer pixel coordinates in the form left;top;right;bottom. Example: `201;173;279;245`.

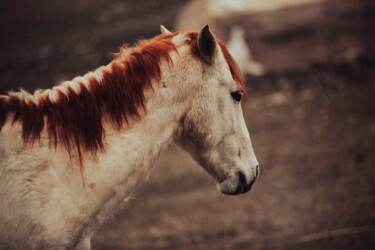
84;86;182;198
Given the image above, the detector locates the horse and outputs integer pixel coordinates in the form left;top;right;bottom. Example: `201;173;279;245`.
0;25;259;249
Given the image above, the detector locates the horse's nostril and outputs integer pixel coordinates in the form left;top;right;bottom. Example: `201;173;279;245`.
240;167;258;194
238;172;247;192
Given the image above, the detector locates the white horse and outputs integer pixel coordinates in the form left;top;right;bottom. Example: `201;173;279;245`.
0;25;259;249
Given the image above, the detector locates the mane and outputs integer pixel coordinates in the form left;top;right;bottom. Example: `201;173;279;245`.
0;30;245;174
0;33;178;171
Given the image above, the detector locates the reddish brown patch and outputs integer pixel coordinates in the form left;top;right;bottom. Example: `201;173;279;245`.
186;31;200;58
0;34;178;170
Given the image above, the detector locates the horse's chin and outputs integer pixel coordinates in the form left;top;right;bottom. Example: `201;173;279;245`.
218;172;255;195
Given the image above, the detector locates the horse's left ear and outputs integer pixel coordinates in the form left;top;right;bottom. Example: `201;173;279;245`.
198;25;217;63
160;25;171;34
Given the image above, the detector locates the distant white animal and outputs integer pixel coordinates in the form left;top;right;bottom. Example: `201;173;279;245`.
227;25;265;76
0;25;259;249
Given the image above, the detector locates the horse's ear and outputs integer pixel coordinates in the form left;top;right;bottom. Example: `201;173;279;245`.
160;25;171;34
198;25;217;63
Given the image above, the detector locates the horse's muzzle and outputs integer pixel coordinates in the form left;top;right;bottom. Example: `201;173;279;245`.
219;166;259;195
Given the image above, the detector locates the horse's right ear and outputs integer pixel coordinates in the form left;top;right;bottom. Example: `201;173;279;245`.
160;25;171;34
198;25;217;63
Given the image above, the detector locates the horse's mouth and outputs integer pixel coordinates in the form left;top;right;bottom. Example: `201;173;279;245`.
219;171;257;195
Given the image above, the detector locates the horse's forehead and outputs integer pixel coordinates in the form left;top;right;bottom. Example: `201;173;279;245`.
219;56;235;81
209;52;236;88
170;32;237;89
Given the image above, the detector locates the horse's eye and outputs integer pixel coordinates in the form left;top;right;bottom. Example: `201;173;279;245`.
231;91;243;103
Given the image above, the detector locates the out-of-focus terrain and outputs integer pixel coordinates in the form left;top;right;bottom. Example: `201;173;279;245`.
0;0;374;249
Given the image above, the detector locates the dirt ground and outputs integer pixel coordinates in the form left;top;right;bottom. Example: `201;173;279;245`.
1;1;375;249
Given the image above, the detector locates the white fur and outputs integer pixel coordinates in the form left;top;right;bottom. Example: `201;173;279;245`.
0;31;258;249
49;88;59;103
160;25;171;34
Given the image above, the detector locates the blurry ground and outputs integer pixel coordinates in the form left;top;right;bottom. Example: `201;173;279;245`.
0;1;375;249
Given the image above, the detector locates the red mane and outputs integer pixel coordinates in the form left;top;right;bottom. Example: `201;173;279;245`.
0;33;178;169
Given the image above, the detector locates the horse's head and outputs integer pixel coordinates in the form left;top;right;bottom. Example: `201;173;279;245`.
168;25;259;195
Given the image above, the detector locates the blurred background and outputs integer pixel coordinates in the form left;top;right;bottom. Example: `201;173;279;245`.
1;0;375;249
